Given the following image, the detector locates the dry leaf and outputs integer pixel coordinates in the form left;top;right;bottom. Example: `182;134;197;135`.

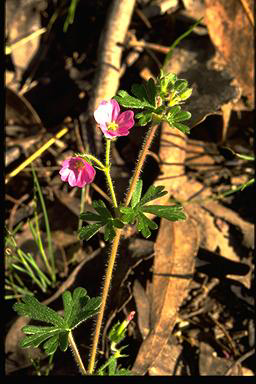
132;217;199;375
133;280;150;340
205;0;254;108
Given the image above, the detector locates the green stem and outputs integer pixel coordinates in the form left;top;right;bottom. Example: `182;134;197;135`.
68;331;87;375
82;154;105;170
124;124;159;207
88;123;159;374
104;139;118;208
78;185;87;231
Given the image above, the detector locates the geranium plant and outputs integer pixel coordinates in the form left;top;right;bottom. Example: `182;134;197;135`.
13;70;192;375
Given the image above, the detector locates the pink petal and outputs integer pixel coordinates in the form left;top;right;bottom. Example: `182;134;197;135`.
116;128;130;136
94;100;114;125
76;171;86;188
68;171;78;187
59;167;71;181
84;163;96;182
61;158;72;168
100;125;118;139
109;99;120;121
116;111;134;130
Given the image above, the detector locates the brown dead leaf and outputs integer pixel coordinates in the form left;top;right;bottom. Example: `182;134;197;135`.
5;316;44;374
132;217;199;375
6;1;42;86
162;42;240;130
205;0;254;108
199;342;254;376
133;280;150;340
149;339;182;375
152;122;253;288
174;178;253;287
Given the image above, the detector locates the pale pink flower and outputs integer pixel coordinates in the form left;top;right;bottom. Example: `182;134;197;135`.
94;99;134;139
127;311;136;323
59;157;95;188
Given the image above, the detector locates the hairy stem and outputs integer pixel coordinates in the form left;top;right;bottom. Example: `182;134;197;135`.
104;139;118;208
68;331;87;375
83;154;105;170
124;124;158;207
88;228;122;374
88;123;159;374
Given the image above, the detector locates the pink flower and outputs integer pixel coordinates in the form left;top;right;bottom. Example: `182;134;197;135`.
127;311;136;323
59;157;95;188
94;99;134;139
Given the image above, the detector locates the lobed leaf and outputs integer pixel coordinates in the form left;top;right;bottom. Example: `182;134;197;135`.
13;295;65;327
131;180;143;208
171;122;190;134
79;200;124;242
142;204;186;221
69;296;101;329
22;325;60;335
139;185;167;206
137;212;158;238
19;333;55;349
59;331;69;352
43;334;59;355
93;200;112;219
119;206;136;224
62;290;73;325
78;223;102;241
135;111;153;126
114;90;146;109
173;110;191;123
80;212;101;221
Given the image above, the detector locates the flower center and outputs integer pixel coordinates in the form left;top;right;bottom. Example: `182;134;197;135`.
74;160;85;170
107;121;118;131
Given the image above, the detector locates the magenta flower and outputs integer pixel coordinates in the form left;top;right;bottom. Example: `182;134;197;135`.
94;99;134;139
59;157;95;188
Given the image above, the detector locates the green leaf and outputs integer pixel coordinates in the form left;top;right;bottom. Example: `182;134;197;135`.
171;122;190;134
135;111;153;126
165;107;191;132
119;206;136;224
108;358;118;376
79;212;102;221
108;321;125;345
13;295;65;327
22;325;60;335
62;290;73;325
131;180;143;208
13;287;101;356
66;287;101;329
78;223;102;241
131;78;156;108
112;219;124;228
179;88;193;100
59;331;69;352
173;110;191;122
93;200;112;218
104;221;116;242
114;78;157;111
20;333;56;349
174;79;188;92
43;334;59;355
142;203;186;221
114;90;146;109
79;200;124;242
139;185;167;206
111;368;133;376
137;213;158;238
120;181;186;239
